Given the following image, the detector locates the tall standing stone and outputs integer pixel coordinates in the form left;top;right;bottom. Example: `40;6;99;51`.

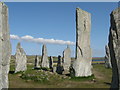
0;2;11;89
105;45;112;68
15;42;27;73
62;46;71;74
41;44;49;68
71;8;92;77
34;55;40;69
108;7;120;89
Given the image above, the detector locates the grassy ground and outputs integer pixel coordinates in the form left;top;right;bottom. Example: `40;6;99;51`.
9;56;111;88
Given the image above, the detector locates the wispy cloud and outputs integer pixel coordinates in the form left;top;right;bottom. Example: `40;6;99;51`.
10;34;75;45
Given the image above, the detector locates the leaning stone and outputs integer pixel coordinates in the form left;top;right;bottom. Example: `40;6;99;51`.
105;45;112;68
62;46;71;74
0;2;11;89
70;8;92;77
41;44;49;68
108;7;120;89
15;42;27;73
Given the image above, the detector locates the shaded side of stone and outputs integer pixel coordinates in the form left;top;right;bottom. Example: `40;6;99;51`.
108;7;120;89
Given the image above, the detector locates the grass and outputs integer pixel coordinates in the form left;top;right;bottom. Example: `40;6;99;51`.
9;56;112;88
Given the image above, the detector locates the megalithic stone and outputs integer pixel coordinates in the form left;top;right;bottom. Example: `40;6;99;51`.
0;2;11;89
49;56;53;69
71;8;92;77
56;55;63;74
34;55;40;69
15;42;27;73
108;7;120;89
105;45;112;68
41;44;49;68
62;46;71;74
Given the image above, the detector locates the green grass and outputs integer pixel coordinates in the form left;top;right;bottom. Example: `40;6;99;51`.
9;56;112;88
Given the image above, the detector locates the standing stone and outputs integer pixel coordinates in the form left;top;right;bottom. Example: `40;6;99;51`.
108;7;120;89
34;55;40;69
105;45;112;68
41;44;49;68
49;56;53;69
56;55;63;74
71;8;92;77
15;42;27;73
62;46;71;74
0;2;11;89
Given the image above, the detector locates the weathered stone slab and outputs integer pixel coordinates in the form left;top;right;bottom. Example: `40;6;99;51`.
70;8;92;77
105;45;112;68
34;55;40;69
15;42;27;73
41;44;49;68
62;46;71;74
56;55;63;74
0;2;11;89
108;7;120;89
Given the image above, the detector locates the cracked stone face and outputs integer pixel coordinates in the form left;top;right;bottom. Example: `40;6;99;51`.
0;2;11;89
15;42;27;73
70;8;92;77
108;7;120;89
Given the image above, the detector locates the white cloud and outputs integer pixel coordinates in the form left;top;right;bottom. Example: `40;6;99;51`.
10;35;20;40
10;34;75;45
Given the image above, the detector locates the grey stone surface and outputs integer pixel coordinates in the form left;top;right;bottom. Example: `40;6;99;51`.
49;56;53;69
34;55;40;69
0;2;11;89
108;7;120;89
71;8;92;77
56;55;63;74
41;44;49;68
105;45;112;68
15;42;27;73
62;46;71;74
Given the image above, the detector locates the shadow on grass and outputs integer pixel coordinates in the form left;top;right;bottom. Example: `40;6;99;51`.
9;71;15;74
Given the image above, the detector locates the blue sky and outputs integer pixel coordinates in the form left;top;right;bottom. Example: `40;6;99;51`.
5;2;118;57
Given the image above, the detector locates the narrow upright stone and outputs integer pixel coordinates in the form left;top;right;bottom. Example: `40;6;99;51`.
0;2;11;89
56;55;63;74
41;44;49;68
62;46;71;74
71;8;92;77
105;45;112;68
15;42;27;73
34;55;40;69
49;56;53;69
108;7;120;89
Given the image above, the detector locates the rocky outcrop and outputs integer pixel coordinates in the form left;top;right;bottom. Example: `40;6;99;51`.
0;2;11;89
71;8;92;77
62;46;71;74
105;45;112;68
15;42;27;73
34;55;40;69
41;44;49;68
108;7;120;89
